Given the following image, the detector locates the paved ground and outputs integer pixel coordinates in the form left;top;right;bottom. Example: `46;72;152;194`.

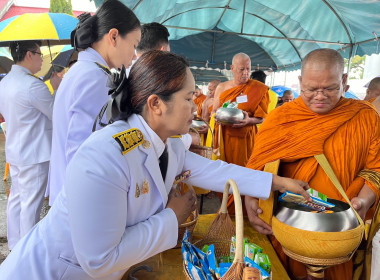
0;133;221;265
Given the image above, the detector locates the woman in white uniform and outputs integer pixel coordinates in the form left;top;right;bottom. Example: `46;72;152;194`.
0;51;310;280
46;0;141;206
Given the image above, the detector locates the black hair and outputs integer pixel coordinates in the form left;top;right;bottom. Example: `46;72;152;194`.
42;65;65;82
136;22;170;53
118;50;189;120
250;70;267;84
71;0;140;50
9;40;42;63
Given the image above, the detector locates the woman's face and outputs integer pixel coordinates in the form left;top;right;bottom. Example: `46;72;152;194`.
111;28;141;69
161;68;197;137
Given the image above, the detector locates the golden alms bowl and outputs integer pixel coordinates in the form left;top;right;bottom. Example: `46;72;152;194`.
215;107;244;125
272;198;363;259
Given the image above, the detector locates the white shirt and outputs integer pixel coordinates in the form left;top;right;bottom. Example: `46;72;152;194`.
0;65;53;165
47;48;110;204
0;114;272;280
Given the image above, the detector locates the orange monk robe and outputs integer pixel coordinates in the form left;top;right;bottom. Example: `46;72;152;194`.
194;94;206;117
369;97;376;103
247;97;380;280
217;79;269;167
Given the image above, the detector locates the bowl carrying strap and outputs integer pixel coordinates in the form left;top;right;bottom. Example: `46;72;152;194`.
314;154;364;227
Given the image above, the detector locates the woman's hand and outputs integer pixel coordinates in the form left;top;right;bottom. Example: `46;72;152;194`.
166;188;197;225
245;196;273;235
271;175;311;201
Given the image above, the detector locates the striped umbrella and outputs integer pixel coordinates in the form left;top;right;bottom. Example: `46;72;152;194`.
0;13;78;46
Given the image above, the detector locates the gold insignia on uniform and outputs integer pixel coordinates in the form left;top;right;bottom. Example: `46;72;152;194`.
142;140;151;149
113;128;144;155
142;179;149;194
135;183;140;198
169;135;182;138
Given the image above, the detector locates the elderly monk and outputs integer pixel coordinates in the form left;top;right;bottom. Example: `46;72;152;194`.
201;79;221;123
364;77;380;103
193;86;206;118
212;53;270;167
245;48;380;280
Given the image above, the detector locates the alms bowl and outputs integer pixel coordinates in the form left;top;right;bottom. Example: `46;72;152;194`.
191;119;207;130
215;108;244;125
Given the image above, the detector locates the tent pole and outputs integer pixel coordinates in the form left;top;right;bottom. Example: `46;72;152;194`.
165;25;349;46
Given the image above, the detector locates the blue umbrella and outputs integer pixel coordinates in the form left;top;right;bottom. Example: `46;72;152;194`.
344;90;359;100
271;85;299;98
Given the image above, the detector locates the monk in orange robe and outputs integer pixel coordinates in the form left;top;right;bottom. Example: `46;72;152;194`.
201;79;220;123
245;49;380;280
212;53;270;167
364;77;380;103
193;86;206;117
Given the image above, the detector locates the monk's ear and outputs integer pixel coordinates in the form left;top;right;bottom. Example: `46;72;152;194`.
298;75;302;84
342;73;348;87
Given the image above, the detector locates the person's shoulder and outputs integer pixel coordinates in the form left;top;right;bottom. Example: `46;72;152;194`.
248;79;269;90
217;80;232;91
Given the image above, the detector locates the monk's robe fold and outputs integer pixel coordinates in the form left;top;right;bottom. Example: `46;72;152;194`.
217;79;269;167
246;97;380;280
194;94;206;117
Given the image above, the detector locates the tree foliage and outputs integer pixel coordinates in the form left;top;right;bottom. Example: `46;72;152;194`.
49;0;74;15
344;55;366;79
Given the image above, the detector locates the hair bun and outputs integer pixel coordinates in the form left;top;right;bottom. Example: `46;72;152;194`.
77;12;92;23
71;13;98;50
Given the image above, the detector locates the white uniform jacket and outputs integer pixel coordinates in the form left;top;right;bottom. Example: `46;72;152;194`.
0;114;272;280
0;65;53;166
47;48;110;204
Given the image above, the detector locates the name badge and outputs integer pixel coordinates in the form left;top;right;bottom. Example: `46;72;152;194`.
236;94;248;104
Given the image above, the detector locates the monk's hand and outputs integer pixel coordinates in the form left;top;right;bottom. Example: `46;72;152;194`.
271;175;311;201
232;111;262;128
351;184;376;221
166;187;197;225
197;125;208;134
245;196;273;235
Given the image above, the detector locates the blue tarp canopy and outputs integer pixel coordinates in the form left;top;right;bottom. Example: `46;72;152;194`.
92;0;380;71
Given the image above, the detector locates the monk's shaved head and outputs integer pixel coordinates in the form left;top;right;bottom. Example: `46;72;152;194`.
301;48;344;76
232;53;250;65
368;77;380;91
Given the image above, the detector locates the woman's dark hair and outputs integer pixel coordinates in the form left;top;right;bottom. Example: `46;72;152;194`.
119;50;189;120
42;64;65;82
71;0;140;50
9;40;42;63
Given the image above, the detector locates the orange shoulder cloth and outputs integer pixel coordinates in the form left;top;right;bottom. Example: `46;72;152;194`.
247;97;375;170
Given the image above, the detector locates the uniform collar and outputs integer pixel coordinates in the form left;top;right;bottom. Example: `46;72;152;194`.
78;47;109;68
135;114;166;159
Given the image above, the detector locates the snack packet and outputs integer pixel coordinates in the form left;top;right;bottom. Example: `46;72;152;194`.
279;191;335;211
244;257;270;278
254;253;271;274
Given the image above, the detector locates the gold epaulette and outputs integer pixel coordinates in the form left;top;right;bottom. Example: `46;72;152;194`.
113;128;144;155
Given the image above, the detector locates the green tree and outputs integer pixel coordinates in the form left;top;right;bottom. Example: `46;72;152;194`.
345;55;366;79
50;0;74;15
